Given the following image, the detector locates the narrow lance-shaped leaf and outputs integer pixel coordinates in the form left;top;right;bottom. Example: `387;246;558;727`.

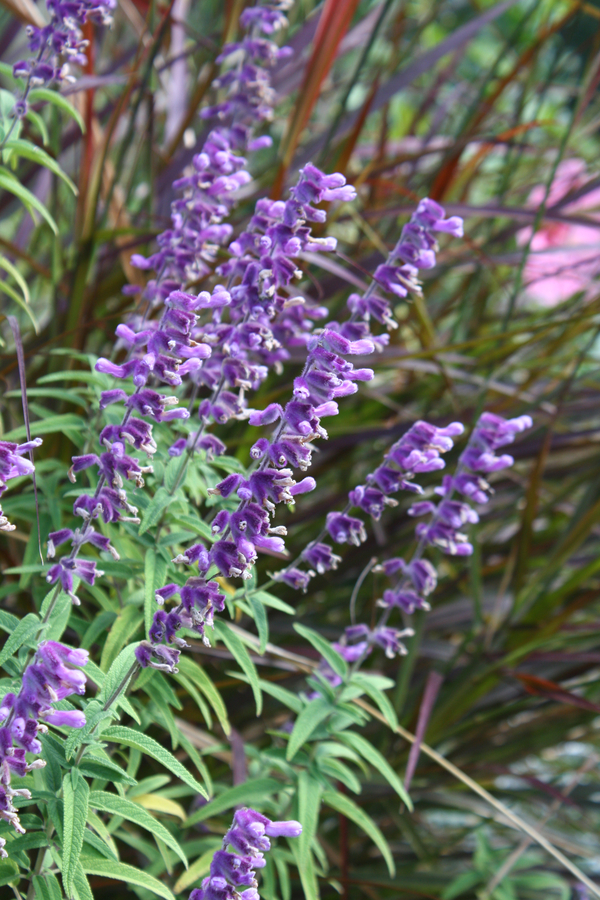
293;623;347;679
322;789;395;877
286;697;333;761
338;730;412;808
213;618;262;715
88;790;187;867
62;769;90;899
102;725;208;797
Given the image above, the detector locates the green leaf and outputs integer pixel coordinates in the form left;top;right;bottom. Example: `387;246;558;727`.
338;731;412;808
0;166;57;233
89;790;187;867
1;414;85;442
185;778;282;827
293;623;347;679
62;769;90;899
173;847;216;893
290;840;319;900
0;254;29;304
78;856;175;900
145;549;168;640
254;678;303;714
102;726;208;798
441;870;482;900
0;89;19;146
322;790;395;876
297;769;322;892
96;644;141;722
28;88;86;132
213;618;262;716
350;673;398;731
0;271;38;329
25;107;49;145
78;754;137;786
250;590;295;615
3;139;77;194
164;456;186;493
176;656;230;733
138;487;174;535
41;588;72;643
286;697;333;761
174;514;213;541
248;592;269;655
317;757;362;794
0;609;19;634
0;612;39;667
0;858;19;886
72;863;94;900
33;872;62;900
100;605;143;671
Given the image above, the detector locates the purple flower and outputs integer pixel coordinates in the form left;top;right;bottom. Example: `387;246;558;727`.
46;557;104;605
326;512;367;546
135;641;180;673
273;567;313;591
378;588;430;615
0;438;42;532
372;626;414;659
301;542;341;574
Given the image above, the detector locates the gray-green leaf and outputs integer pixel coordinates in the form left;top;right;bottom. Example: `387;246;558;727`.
322;789;395;876
62;769;90;898
293;623;347;679
102;725;208;797
286;697;333;761
89;790;187;867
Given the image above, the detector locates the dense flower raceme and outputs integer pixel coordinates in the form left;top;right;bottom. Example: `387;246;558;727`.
168;164;357;447
377;411;533;617
188;808;301;900
135;197;464;667
127;1;294;312
309;413;533;690
275;419;464;593
57;163;353;618
12;0;115;102
0;641;88;850
0;438;42;533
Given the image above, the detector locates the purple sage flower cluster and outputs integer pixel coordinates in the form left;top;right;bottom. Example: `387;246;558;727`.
188;807;301;900
373;412;533;618
12;0;116;101
127;1;294;312
297;412;533;686
0;641;88;850
0;438;42;533
169;164;356;451
277;419;464;593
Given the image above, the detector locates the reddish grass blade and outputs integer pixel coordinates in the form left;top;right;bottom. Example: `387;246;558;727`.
513;672;600;714
273;0;362;196
296;0;522;170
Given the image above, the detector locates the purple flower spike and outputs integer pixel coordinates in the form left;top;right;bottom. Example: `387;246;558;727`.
190;807;300;900
0;639;88;834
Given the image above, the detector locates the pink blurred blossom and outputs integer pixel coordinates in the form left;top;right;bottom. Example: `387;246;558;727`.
517;158;600;306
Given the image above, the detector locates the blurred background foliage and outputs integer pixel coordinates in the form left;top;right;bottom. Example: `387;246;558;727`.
3;0;600;898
